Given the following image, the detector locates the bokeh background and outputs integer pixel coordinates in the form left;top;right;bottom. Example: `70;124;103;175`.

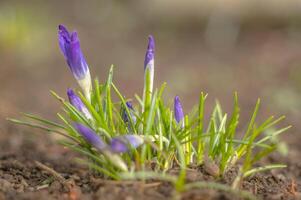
1;0;301;152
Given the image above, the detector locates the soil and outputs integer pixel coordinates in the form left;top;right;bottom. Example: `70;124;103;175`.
0;123;300;200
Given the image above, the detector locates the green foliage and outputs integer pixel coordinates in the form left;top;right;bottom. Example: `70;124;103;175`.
9;66;290;190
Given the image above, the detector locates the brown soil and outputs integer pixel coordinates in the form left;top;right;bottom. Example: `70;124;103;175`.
0;123;300;200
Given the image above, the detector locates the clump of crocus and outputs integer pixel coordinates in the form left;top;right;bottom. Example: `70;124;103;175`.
58;25;92;101
10;24;290;189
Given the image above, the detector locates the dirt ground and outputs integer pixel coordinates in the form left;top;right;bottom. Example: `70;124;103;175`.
0;121;300;200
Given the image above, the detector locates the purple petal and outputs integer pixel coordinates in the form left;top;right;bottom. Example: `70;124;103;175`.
144;35;155;70
58;24;70;39
126;101;134;110
174;96;184;124
74;123;106;150
58;24;70;57
58;25;89;80
110;135;143;153
67;89;91;119
122;101;136;124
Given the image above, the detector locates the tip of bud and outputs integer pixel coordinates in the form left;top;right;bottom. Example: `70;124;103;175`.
67;88;74;96
126;101;134;109
144;35;155;70
58;24;65;30
58;24;69;36
147;35;155;51
70;31;78;42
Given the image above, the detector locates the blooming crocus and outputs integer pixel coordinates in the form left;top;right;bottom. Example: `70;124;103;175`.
121;101;136;125
67;88;92;120
58;25;92;101
174;96;184;128
110;135;144;153
144;35;155;93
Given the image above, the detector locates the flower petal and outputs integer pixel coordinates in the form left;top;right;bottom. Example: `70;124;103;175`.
144;35;155;70
121;101;136;124
58;24;71;58
58;25;89;80
74;123;106;150
110;135;143;153
58;25;92;101
174;96;184;125
67;89;92;119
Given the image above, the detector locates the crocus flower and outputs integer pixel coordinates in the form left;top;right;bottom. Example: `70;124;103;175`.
67;88;92;120
74;123;106;150
174;96;184;127
144;35;155;93
58;25;92;101
110;135;144;153
74;123;143;171
74;123;127;170
121;101;136;124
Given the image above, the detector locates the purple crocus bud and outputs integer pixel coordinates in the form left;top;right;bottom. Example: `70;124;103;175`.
144;35;155;93
58;25;92;101
110;135;144;153
144;35;155;70
74;123;128;171
121;101;136;124
174;96;184;127
67;88;92;120
74;123;105;150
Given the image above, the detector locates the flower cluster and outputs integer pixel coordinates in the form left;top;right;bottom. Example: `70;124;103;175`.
58;25;181;171
58;25;152;163
58;25;186;158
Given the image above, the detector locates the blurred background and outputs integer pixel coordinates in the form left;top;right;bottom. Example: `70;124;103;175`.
1;0;301;149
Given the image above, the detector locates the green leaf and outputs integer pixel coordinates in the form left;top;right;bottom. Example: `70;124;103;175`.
22;113;66;130
243;164;286;178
